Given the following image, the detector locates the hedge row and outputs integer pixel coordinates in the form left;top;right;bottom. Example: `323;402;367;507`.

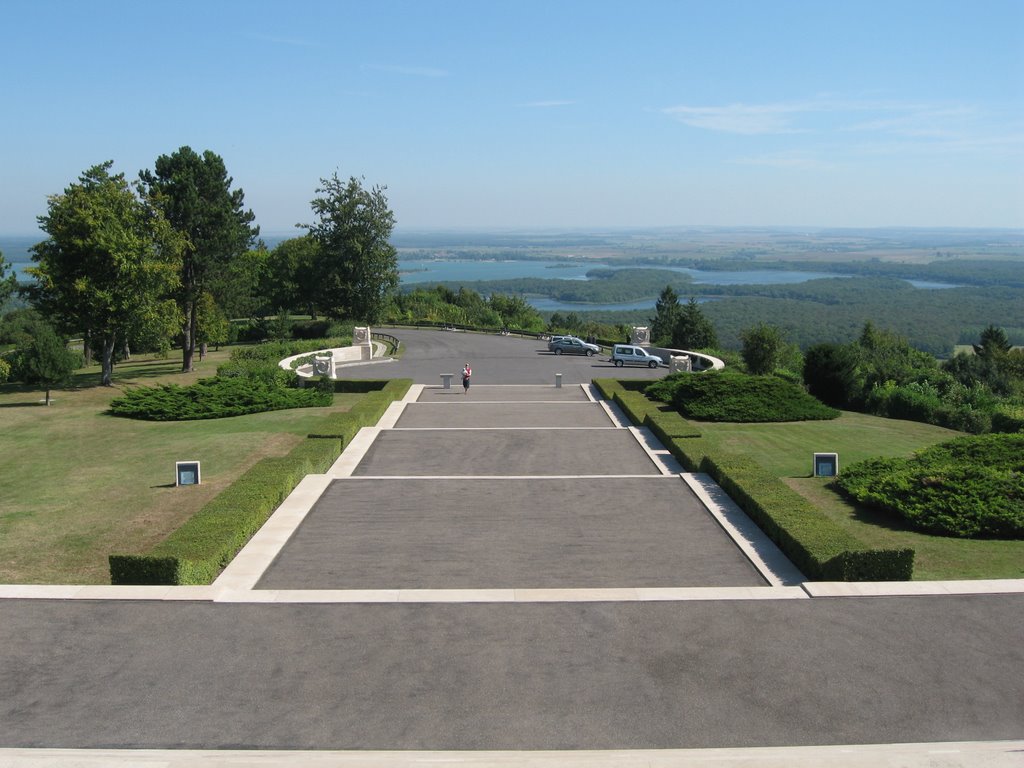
109;378;412;585
595;377;914;581
308;379;411;438
700;453;914;580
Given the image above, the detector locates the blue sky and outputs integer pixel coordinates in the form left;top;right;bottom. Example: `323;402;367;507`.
1;0;1022;234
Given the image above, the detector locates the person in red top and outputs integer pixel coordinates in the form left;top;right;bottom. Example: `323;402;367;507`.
461;362;472;395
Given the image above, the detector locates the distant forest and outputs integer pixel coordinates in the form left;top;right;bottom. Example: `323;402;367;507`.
424;260;1024;356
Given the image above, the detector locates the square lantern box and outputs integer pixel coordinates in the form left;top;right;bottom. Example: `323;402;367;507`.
813;452;839;477
175;461;201;486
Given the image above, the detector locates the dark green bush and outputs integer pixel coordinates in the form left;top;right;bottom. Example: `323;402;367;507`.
291;319;332;339
109;376;332;421
836;433;1024;538
647;371;840;422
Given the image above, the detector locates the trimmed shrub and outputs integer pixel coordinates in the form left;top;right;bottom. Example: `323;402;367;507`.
647;371;840;422
836;433;1024;538
109;376;332;421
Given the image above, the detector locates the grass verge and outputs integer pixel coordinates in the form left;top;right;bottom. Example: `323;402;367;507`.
696;413;1024;580
0;351;361;584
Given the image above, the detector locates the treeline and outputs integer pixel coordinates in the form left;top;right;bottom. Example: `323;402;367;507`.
0;148;400;391
426;268;1024;356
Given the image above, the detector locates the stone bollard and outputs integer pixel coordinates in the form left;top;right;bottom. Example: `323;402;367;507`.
441;373;453;389
555;373;562;388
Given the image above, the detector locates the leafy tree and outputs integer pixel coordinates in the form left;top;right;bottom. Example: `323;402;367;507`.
140;147;258;372
973;324;1012;360
12;320;78;405
855;322;936;391
740;323;784;375
304;173;398;323
803;342;860;408
29;162;182;386
0;249;17;307
650;285;681;345
261;235;321;317
672;298;718;350
0;357;9;384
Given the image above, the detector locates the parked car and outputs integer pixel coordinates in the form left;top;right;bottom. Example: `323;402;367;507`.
611;344;663;368
548;336;600;356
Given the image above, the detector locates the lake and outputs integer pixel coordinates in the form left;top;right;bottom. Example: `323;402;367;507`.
1;236;958;313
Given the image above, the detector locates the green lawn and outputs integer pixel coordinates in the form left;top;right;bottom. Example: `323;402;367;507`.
697;412;1024;580
0;350;361;584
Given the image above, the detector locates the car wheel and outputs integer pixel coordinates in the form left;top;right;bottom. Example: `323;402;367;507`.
615;360;624;367
554;348;562;355
649;360;658;368
586;349;594;356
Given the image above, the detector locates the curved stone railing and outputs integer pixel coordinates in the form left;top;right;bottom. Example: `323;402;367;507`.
648;346;726;371
279;342;383;379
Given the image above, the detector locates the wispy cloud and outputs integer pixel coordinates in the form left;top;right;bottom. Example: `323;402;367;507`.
519;100;577;108
362;63;449;78
663;102;809;134
663;96;1023;164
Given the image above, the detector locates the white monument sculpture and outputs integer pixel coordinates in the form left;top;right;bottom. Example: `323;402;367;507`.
630;326;650;346
670;354;692;374
352;326;371;346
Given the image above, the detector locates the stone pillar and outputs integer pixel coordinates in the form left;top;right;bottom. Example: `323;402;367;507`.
630;326;650;346
670;354;692;374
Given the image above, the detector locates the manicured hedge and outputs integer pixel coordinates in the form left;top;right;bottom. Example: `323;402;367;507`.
109;378;412;585
646;371;840;422
109;375;331;421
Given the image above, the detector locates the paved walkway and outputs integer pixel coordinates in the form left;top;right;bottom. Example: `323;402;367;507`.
0;330;1022;766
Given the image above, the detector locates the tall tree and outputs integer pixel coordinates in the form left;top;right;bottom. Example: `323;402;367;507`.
0;249;17;307
672;298;718;350
304;173;398;323
740;322;784;375
973;324;1012;360
29;162;181;386
261;235;321;317
650;285;680;345
12;319;78;405
140;147;258;371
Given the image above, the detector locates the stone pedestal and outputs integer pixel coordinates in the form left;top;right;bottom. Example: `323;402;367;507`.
670;354;692;374
314;354;336;379
630;327;650;346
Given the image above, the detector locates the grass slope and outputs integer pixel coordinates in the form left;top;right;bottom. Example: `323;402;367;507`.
0;351;360;584
698;412;1024;580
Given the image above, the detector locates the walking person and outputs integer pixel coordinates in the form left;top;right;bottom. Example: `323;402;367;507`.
462;361;472;395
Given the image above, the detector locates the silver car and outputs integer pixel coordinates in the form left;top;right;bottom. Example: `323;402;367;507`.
548;336;600;356
612;344;663;368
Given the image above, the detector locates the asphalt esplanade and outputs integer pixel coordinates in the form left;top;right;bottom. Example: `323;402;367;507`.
0;330;1022;761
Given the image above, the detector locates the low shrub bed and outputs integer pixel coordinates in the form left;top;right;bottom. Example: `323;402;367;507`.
835;433;1024;539
109;375;332;420
109;378;412;585
646;371;840;422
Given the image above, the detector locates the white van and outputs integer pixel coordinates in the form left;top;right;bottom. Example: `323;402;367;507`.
612;344;663;368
